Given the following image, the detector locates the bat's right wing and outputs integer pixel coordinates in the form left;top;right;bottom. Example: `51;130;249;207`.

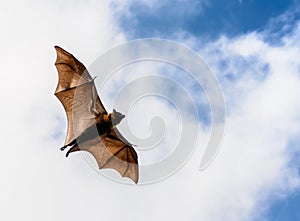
54;46;107;146
101;127;139;183
66;127;139;184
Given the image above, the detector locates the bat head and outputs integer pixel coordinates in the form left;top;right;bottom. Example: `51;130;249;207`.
111;109;125;126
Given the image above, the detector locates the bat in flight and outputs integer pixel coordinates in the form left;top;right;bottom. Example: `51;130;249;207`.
54;46;139;183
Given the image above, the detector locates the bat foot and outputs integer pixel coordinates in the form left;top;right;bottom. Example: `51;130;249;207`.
60;146;67;151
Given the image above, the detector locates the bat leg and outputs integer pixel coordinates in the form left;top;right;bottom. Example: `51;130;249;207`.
60;145;67;151
60;139;77;151
66;144;80;157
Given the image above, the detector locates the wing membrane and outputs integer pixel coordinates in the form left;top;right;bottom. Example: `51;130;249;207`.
67;128;139;184
54;46;107;145
54;46;139;183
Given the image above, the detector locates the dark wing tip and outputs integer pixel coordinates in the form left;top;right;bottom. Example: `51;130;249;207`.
54;45;71;56
124;173;139;184
54;45;63;51
119;168;139;184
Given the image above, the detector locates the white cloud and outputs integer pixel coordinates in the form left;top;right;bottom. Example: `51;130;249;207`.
1;1;300;221
193;24;300;220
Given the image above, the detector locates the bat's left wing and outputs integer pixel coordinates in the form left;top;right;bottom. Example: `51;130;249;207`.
54;46;107;146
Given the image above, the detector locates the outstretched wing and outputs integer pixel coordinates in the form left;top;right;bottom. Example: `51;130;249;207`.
66;127;139;184
104;127;138;183
54;46;107;145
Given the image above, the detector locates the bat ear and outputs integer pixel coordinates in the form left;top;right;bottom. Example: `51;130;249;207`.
113;109;116;113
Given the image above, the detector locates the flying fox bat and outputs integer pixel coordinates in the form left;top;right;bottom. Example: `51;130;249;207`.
54;46;138;183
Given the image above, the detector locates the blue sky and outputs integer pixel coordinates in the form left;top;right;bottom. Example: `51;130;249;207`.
267;190;300;220
116;0;299;39
114;0;300;220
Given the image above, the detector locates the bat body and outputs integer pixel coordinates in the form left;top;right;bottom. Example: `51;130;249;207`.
54;46;138;183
